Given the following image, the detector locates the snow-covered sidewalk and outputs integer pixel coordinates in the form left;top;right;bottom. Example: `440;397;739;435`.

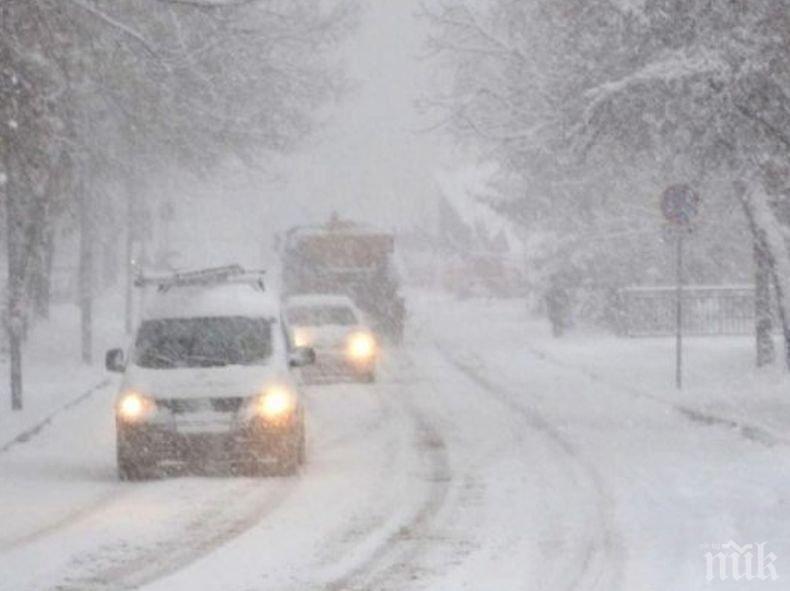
413;292;790;445
0;296;125;449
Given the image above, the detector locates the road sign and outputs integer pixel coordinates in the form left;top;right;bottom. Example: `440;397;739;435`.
661;184;700;226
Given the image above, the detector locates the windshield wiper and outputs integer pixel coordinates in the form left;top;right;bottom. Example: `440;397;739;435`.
143;352;178;368
186;354;232;367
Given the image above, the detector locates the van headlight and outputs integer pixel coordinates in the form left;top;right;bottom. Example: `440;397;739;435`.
117;391;155;423
257;385;297;422
346;332;376;361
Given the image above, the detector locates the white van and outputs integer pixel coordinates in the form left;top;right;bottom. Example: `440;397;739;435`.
105;269;315;480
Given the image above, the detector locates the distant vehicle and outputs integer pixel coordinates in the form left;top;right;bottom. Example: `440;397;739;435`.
105;266;315;480
284;294;378;383
281;215;405;343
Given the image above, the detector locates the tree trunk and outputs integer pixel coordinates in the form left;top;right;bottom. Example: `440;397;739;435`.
124;168;137;335
4;161;24;409
740;185;790;370
32;228;54;320
78;179;93;365
754;228;776;367
125;203;134;334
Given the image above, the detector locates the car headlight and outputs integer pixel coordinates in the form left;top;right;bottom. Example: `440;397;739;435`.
257;385;297;422
292;327;313;348
117;391;155;423
347;331;376;361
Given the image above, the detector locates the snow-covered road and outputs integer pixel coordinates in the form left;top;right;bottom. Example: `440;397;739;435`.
1;295;788;590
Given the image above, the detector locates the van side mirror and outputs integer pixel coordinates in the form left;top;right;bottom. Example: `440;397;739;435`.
105;348;126;373
289;346;316;368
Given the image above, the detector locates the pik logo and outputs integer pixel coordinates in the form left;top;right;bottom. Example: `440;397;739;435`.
704;540;778;582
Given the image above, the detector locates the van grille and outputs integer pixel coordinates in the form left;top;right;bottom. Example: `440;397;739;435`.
156;397;245;414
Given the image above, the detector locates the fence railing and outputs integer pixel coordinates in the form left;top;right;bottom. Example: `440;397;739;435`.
620;285;757;337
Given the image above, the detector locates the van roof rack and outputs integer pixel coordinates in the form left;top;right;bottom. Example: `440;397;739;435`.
135;265;266;292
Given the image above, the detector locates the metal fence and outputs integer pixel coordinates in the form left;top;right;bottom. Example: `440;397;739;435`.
620;285;757;337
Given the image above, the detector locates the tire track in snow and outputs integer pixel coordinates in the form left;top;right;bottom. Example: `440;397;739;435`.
0;379;126;555
52;477;299;591
439;347;625;591
0;486;132;554
318;357;456;591
323;418;452;591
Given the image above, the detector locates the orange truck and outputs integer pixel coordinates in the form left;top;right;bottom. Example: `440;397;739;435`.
281;216;405;343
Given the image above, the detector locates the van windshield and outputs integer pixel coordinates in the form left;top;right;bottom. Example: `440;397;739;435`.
134;317;272;369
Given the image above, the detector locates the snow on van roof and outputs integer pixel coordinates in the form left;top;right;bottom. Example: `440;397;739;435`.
285;293;356;309
143;284;280;321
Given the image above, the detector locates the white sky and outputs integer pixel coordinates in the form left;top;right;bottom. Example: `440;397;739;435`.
165;0;447;269
275;0;446;230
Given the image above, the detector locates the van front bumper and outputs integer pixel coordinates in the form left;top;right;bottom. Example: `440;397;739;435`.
116;416;300;468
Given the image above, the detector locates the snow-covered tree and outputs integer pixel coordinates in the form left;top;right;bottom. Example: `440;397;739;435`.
425;0;790;364
0;0;356;407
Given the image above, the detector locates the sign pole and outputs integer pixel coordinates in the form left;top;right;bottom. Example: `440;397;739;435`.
661;183;699;391
675;229;683;390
